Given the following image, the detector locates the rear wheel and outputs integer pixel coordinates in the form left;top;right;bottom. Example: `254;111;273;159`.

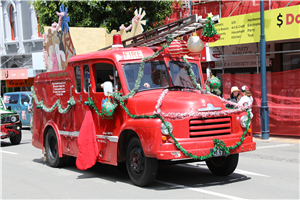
10;131;22;145
126;137;158;187
206;154;239;176
45;128;66;167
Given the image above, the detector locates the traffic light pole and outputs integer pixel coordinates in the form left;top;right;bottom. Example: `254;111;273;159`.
260;0;270;139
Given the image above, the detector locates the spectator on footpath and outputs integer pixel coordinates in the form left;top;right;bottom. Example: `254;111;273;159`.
226;86;242;108
238;85;253;118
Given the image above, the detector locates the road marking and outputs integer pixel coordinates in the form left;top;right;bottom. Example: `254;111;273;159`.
257;144;295;149
235;169;270;177
156;180;247;200
0;150;19;155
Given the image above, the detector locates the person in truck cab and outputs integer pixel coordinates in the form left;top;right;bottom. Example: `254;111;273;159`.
101;74;122;92
238;85;253;118
226;86;242;108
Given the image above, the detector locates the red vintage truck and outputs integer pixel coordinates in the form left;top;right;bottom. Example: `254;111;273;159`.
32;16;255;187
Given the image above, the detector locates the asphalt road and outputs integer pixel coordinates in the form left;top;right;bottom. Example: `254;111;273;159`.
1;128;299;199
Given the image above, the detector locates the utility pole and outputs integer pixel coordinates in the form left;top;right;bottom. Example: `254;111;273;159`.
260;0;270;139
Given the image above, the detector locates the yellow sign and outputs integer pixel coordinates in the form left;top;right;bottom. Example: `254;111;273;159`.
209;5;300;47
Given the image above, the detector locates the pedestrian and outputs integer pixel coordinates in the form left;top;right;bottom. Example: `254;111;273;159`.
226;86;242;108
238;85;253;118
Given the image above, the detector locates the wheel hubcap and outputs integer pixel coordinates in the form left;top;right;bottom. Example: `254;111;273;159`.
130;145;144;174
49;136;57;160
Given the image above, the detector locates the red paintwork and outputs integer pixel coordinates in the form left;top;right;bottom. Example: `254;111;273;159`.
32;45;256;166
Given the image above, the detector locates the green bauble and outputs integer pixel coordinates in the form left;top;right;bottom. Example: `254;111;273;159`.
102;100;115;116
208;76;221;89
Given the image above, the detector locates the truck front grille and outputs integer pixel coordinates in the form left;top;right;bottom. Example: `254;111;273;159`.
189;117;231;137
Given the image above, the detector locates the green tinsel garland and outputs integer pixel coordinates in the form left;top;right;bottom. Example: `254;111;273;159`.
31;86;76;114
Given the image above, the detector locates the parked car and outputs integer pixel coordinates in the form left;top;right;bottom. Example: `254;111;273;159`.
3;91;31;126
1;97;22;145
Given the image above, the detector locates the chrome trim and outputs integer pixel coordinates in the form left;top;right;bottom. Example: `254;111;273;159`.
198;103;222;112
96;135;119;143
59;131;79;137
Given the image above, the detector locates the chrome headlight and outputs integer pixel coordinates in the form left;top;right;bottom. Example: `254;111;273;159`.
11;116;17;123
161;121;173;135
240;115;250;128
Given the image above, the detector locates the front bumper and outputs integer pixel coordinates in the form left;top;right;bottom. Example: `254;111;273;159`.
157;136;256;160
0;122;22;139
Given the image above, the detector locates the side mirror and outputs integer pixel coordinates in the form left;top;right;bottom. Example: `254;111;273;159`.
23;102;28;106
7;106;11;111
206;68;211;81
103;81;113;96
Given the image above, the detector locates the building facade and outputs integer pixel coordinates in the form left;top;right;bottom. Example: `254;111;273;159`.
1;0;45;96
166;0;300;89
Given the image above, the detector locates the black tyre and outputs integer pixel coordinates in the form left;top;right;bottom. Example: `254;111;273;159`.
206;154;239;176
10;131;22;145
126;137;158;187
45;128;66;167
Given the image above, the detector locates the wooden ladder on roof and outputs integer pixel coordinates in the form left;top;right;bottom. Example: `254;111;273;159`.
99;14;219;50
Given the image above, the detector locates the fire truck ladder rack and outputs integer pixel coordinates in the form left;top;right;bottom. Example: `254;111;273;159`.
100;14;219;50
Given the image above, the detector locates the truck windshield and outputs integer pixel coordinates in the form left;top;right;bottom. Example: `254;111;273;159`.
123;61;170;91
169;61;202;88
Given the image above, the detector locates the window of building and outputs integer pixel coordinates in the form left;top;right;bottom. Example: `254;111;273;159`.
74;66;81;93
9;5;16;40
282;42;300;71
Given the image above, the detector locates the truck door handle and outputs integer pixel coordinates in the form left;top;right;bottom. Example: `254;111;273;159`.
70;85;73;96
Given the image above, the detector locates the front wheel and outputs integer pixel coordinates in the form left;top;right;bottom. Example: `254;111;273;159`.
45;128;66;167
126;137;158;187
206;154;239;176
10;131;22;145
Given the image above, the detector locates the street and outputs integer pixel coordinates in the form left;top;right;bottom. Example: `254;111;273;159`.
1;128;299;199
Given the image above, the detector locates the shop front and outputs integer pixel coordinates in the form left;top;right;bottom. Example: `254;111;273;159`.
1;68;33;96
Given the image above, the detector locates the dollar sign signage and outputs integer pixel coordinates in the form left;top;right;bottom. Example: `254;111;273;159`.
277;13;283;28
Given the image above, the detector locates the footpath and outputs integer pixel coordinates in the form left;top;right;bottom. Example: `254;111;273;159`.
253;134;300;144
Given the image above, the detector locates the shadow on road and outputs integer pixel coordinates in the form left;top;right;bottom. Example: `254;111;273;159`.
32;156;251;189
1;140;31;147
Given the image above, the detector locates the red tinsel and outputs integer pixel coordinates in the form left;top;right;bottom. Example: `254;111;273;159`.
1;126;19;135
200;34;221;43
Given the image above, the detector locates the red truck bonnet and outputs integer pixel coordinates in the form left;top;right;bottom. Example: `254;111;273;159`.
128;89;225;115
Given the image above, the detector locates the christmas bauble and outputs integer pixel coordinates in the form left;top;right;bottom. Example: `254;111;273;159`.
169;39;181;57
187;34;204;52
179;40;189;57
102;100;115;116
208;76;221;89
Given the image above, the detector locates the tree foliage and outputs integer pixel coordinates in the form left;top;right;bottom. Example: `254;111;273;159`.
33;0;175;33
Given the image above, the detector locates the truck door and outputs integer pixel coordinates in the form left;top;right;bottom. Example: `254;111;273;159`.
90;61;120;166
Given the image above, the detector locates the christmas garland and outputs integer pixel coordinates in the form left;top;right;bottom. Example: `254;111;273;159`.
31;86;76;114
